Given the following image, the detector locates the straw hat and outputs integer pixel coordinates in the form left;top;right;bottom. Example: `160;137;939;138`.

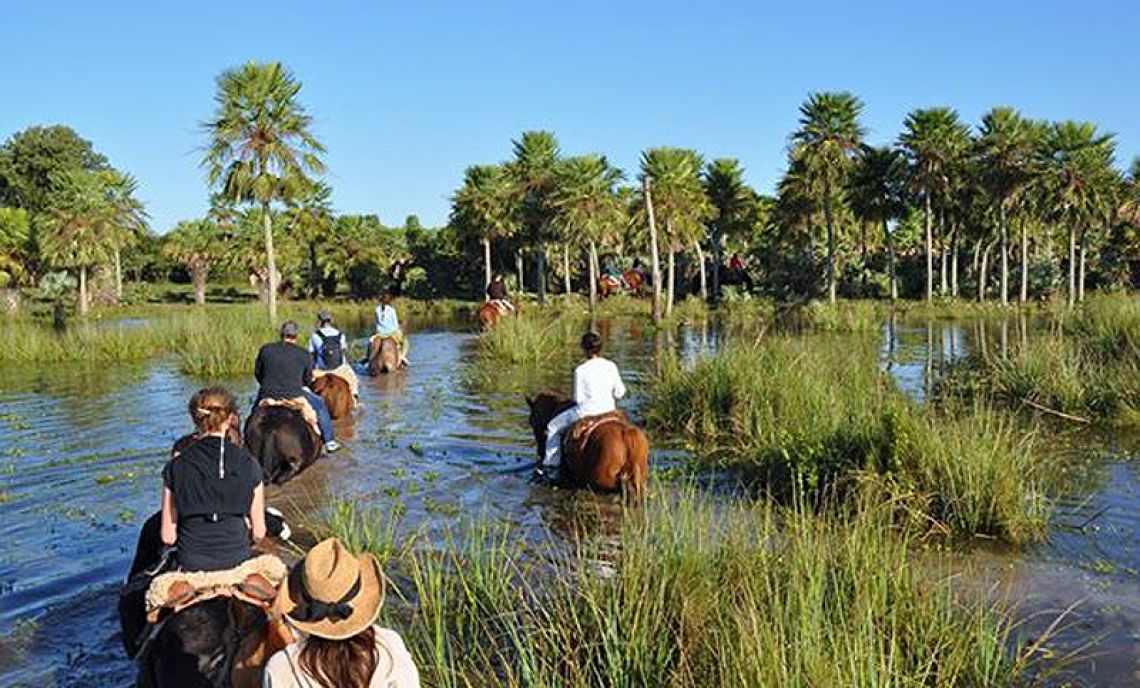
276;538;385;640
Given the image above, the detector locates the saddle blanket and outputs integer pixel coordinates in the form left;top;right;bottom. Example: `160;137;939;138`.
146;554;287;621
259;397;321;437
313;363;359;399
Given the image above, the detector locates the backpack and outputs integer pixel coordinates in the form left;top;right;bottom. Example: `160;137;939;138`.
315;329;344;368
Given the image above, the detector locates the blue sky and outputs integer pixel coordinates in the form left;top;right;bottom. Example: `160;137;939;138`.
2;1;1137;232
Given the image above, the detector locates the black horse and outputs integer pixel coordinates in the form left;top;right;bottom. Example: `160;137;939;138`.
119;509;290;688
244;406;321;485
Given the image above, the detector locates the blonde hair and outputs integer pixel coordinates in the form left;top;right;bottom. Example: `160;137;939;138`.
188;387;238;433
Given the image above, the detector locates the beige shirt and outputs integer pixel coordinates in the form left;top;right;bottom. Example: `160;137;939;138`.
263;626;420;688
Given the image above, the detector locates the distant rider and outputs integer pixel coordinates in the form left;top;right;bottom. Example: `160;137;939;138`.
255;321;340;453
486;273;515;313
538;332;627;480
373;291;409;367
309;310;359;400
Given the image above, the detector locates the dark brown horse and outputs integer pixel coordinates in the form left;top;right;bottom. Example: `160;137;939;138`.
311;374;353;420
368;335;402;375
624;269;646;296
244;406;321;484
119;511;293;688
525;390;649;500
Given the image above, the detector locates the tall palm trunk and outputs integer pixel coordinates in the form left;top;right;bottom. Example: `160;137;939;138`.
710;227;722;303
78;265;89;316
999;202;1009;305
261;201;278;321
536;243;547;304
1067;223;1076;307
1019;220;1029;304
924;190;933;302
516;250;524;293
482;238;492;289
694;240;707;302
979;239;996;303
666;249;676;317
1078;227;1087;303
939;211;948;296
308;243;320;299
588;241;599;311
114;248;123;304
191;263;208;305
950;224;960;298
823;180;836;303
643;178;663;324
882;218;897;302
562;245;571;294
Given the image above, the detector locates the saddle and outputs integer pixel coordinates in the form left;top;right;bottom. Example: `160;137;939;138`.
562;411;627;459
259;397;321;437
313;363;359;399
145;554;287;622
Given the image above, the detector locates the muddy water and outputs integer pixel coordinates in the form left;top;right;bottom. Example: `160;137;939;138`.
0;317;1137;686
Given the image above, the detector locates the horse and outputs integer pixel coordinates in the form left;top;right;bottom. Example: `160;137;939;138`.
368;335;402;375
244;405;322;485
478;300;516;329
623;269;646;296
525;390;649;501
119;510;293;688
598;274;624;299
311;374;353;421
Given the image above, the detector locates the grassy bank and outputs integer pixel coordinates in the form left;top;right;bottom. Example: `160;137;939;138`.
647;337;1050;543
327;491;1044;687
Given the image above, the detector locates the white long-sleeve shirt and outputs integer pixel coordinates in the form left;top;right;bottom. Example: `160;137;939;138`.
573;357;627;416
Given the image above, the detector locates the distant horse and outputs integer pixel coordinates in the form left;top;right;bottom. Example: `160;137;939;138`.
598;274;624;299
525;390;649;501
244;406;322;484
623;270;646;296
311;374;353;420
119;511;293;688
368;336;402;375
478;300;516;329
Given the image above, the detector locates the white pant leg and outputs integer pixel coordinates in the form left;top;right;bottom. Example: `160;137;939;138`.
543;407;580;467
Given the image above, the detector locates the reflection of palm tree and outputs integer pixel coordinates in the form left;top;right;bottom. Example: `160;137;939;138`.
792;92;866;303
203;61;326;320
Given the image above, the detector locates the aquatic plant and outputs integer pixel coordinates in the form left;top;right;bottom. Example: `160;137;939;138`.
328;490;1047;687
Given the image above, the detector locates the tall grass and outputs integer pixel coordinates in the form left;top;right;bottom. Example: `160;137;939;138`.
476;311;584;365
647;337;1050;543
328;491;1043;687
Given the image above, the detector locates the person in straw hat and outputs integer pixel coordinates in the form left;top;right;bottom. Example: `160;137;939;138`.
265;537;419;688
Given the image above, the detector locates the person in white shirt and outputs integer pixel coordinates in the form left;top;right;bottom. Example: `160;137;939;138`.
541;332;627;477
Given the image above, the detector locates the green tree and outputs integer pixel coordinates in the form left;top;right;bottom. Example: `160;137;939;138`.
791;92;867;303
551;154;625;309
38;169;115;314
703;158;757;300
287;180;335;298
0;125;108;213
451;164;517;288
507;131;560;303
1039;121;1117;305
899;107;972;301
638;148;713;314
849;146;906;300
163;219;221;304
203;61;326;320
976;107;1036;304
0;207;32;287
103;170;148;302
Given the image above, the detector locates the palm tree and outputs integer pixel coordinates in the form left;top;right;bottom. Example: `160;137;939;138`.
202;61;326;320
638;148;713;315
551;155;625;309
287;180;335;298
451;164;517;288
103;170;147;303
1039;121;1117;305
703;159;756;300
38;169;115;315
507;131;560;304
163;219;221;305
976;107;1035;305
791;92;866;303
0;207;31;288
899;107;972;301
849;146;906;301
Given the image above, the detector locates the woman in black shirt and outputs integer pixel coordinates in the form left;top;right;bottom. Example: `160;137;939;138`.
161;387;266;571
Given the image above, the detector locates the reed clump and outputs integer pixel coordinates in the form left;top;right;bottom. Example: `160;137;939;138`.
476;311;583;365
328;491;1042;687
647;337;1050;543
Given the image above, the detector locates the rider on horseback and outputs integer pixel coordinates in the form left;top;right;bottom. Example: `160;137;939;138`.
161;387;266;571
537;332;627;481
373;291;409;367
256;321;340;453
310;310;359;401
486;273;515;313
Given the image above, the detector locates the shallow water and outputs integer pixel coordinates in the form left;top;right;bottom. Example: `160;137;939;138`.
0;314;1136;686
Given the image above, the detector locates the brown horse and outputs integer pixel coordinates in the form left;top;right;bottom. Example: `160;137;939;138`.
598;274;623;299
525;390;649;500
478;300;518;329
311;374;353;420
623;269;646;296
368;336;402;375
244;406;322;484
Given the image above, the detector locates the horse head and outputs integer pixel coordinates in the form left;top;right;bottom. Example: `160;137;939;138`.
525;391;573;460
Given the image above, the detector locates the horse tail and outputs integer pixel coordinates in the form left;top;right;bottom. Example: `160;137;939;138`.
620;424;650;504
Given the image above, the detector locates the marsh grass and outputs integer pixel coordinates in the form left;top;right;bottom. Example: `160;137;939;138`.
329;490;1043;687
476;310;585;365
647;337;1050;543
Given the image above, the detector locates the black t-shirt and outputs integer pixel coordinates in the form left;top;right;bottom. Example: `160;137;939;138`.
162;436;262;571
255;341;313;399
